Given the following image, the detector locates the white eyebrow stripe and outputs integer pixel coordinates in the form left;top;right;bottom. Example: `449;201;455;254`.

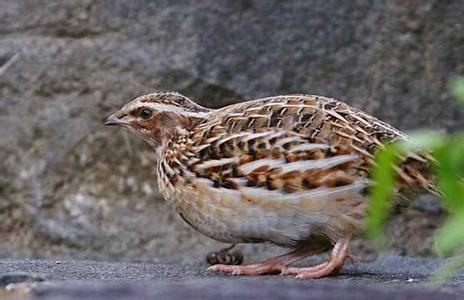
126;102;211;118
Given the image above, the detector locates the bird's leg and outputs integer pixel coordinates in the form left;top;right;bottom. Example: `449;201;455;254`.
283;236;351;279
207;242;328;276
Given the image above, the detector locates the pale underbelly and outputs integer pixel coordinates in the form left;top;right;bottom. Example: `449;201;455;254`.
161;179;366;246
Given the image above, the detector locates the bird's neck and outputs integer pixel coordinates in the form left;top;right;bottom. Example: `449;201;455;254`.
152;109;211;158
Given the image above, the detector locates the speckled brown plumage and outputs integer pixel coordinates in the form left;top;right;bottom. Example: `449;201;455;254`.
105;92;435;279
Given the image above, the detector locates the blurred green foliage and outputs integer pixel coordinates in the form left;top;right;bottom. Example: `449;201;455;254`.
366;77;464;283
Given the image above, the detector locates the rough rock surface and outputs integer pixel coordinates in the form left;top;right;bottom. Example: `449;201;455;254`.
1;255;464;299
0;1;463;261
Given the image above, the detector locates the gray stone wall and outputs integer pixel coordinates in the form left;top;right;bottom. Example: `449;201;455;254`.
0;0;463;261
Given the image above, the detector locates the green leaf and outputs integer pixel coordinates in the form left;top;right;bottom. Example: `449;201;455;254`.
434;209;464;256
430;249;464;286
429;78;464;284
449;77;464;108
365;76;464;283
365;144;400;244
399;130;445;152
433;137;464;212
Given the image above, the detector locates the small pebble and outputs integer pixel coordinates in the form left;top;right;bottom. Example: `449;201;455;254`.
6;281;41;293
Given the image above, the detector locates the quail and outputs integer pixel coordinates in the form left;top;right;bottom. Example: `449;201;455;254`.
105;92;434;279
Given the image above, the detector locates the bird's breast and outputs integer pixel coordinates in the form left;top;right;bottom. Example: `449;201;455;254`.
156;162;368;246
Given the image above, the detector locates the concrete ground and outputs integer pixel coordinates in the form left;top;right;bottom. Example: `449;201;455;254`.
1;254;463;299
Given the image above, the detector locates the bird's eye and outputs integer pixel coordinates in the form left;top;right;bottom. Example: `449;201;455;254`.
139;108;153;120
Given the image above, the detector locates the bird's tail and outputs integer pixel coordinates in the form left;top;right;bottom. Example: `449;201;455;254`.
396;151;440;196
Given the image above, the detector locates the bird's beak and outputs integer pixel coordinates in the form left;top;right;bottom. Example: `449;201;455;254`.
104;112;129;126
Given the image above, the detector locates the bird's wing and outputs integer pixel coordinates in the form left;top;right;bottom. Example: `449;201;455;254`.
174;94;433;194
162;96;371;203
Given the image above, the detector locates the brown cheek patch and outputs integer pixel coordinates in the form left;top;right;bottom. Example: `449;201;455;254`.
144;118;160;131
131;118;158;132
131;120;142;131
132;118;164;146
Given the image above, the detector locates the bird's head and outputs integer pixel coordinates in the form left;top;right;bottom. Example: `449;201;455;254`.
105;92;211;153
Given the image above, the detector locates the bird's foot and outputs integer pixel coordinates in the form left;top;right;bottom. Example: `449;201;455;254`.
206;244;243;266
208;261;286;275
207;243;329;276
282;237;351;279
